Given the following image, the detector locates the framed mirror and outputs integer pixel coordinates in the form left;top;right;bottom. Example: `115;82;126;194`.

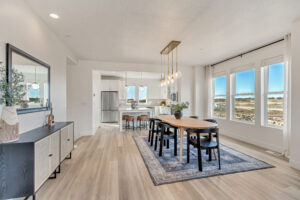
6;44;50;114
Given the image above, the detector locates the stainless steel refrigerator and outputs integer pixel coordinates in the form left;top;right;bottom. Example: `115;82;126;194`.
101;91;119;123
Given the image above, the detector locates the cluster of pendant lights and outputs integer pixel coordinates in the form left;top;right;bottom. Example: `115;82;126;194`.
160;46;181;87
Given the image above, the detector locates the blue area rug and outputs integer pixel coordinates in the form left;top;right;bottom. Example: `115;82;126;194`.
133;136;274;185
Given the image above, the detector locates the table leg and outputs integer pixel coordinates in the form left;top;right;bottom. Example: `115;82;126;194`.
179;127;185;163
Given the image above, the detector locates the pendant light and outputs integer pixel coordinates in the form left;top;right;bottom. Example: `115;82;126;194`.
160;54;164;86
170;50;174;84
31;67;40;90
159;41;181;87
174;47;181;78
125;71;128;87
167;54;170;85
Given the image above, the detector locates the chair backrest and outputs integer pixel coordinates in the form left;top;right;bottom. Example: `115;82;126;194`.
204;119;217;124
190;116;199;119
187;128;219;135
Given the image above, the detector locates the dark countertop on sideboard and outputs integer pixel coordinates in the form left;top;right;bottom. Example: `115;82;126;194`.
0;122;73;144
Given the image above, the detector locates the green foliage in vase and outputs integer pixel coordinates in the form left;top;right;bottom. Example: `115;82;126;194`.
0;63;26;106
171;102;189;112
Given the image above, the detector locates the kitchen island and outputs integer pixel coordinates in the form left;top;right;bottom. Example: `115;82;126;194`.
119;107;153;131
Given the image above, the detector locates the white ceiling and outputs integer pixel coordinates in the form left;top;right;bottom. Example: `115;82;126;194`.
100;71;161;80
25;0;300;66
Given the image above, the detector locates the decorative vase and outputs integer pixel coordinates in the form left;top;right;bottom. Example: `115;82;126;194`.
0;106;19;143
131;102;137;109
174;111;182;120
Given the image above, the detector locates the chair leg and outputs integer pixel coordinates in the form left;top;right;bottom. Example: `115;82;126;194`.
174;130;177;156
213;149;218;160
197;134;202;171
154;134;158;150
217;146;221;170
148;124;151;142
167;139;170;149
209;148;212;161
159;131;164;156
187;136;190;163
216;129;221;170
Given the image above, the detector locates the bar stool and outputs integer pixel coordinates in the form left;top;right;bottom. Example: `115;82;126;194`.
126;116;135;129
122;115;129;128
137;115;148;129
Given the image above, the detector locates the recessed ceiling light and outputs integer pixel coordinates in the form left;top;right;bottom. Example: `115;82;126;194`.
49;13;60;19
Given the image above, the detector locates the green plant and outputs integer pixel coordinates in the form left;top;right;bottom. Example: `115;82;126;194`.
0;63;26;106
171;101;189;112
160;100;166;106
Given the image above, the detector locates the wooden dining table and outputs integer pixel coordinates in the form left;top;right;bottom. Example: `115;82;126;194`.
156;115;218;163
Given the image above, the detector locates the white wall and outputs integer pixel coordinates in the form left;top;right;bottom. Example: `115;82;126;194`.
67;60;195;138
193;66;206;119
211;41;285;152
290;19;300;170
0;0;76;133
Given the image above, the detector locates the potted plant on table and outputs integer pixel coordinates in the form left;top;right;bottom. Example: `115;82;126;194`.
0;63;26;143
171;102;189;120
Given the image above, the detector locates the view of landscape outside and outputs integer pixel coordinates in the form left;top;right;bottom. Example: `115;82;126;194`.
267;94;284;126
234;95;255;122
127;86;135;103
234;69;255;122
213;97;226;117
266;63;284;126
213;76;226;118
139;86;147;103
213;63;284;126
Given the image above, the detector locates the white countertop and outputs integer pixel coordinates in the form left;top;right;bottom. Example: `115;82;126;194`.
119;107;152;112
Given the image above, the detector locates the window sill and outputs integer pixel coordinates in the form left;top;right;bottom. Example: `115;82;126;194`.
230;119;255;126
213;116;226;120
262;124;283;130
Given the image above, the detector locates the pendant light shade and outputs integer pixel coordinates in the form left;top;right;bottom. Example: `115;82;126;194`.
31;67;39;90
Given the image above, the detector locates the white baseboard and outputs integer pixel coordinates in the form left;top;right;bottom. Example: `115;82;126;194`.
290;159;300;170
221;131;283;153
80;129;94;137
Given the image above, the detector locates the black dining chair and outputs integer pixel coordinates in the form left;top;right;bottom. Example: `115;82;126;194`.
155;122;178;157
148;118;161;146
186;128;221;171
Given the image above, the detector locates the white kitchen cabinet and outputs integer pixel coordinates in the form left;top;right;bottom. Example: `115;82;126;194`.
34;136;51;191
101;79;120;91
49;131;60;173
60;124;74;162
34;130;60;192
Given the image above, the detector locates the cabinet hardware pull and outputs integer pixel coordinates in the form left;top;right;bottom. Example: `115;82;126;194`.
49;154;53;157
67;139;70;141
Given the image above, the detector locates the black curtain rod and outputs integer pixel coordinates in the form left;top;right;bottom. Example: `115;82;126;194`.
211;38;284;66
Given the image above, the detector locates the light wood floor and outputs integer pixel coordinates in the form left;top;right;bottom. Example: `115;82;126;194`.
36;124;300;200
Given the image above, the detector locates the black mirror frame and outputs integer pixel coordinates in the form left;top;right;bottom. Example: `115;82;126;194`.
6;43;50;114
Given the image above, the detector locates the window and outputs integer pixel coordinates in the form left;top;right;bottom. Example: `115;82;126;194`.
126;86;136;103
263;63;284;127
232;69;255;122
213;76;226;118
138;86;147;104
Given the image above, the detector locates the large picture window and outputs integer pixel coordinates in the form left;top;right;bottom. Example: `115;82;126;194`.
263;63;284;127
232;69;255;122
126;86;136;103
138;86;147;103
213;76;226;118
